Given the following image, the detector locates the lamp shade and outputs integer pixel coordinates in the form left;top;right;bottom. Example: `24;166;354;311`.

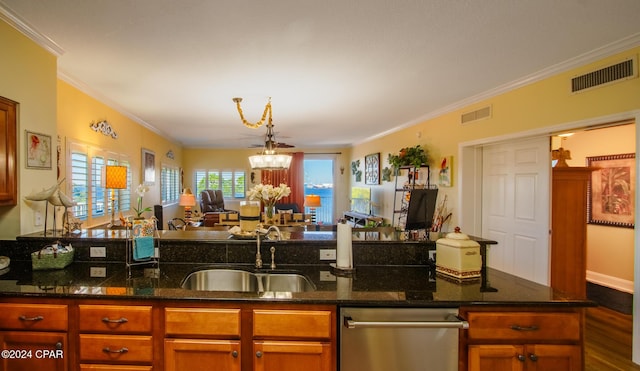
105;165;127;189
179;188;196;207
304;194;321;208
249;153;292;170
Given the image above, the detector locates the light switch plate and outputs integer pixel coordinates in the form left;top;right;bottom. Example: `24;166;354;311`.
90;246;106;258
319;249;336;260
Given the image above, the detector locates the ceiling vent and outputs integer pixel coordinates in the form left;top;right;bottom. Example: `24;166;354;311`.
461;105;492;124
571;56;637;93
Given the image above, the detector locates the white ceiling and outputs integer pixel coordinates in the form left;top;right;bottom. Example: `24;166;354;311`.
2;0;640;149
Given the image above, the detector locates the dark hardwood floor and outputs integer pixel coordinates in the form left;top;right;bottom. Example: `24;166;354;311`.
585;306;640;371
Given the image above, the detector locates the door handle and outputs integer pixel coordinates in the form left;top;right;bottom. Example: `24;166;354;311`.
344;314;469;329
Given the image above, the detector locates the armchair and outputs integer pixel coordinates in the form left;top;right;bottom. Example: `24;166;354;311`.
200;190;237;226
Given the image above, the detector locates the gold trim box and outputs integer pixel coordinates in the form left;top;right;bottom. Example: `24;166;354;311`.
435;231;481;280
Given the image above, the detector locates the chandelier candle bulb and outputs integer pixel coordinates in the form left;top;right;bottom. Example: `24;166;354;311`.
336;221;353;269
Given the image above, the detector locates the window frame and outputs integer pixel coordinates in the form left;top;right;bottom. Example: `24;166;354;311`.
194;169;246;200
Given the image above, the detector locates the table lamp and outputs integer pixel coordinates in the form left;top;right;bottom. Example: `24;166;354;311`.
304;194;322;223
104;165;127;228
179;188;196;220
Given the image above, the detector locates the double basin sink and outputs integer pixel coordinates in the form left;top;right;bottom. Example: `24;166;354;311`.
181;268;316;293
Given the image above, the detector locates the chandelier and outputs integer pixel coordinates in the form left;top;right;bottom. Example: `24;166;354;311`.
233;97;292;170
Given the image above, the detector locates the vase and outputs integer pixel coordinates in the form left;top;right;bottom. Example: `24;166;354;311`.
239;200;261;233
264;204;276;225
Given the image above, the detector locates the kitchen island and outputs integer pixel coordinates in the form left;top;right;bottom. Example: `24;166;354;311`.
0;230;593;371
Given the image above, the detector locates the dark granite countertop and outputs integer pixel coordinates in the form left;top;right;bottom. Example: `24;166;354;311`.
0;261;593;308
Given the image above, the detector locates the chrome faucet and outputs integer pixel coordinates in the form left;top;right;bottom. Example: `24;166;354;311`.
255;226;281;269
265;225;281;270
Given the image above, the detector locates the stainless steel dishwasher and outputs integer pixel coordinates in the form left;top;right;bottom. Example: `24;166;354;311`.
340;307;468;371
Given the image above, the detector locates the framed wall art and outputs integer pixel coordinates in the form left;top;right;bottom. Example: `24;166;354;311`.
586;153;635;228
438;156;453;187
26;130;52;169
365;152;380;185
142;148;156;185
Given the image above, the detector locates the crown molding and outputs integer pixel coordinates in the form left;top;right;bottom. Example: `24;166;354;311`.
356;32;640;147
58;71;170;141
0;1;64;57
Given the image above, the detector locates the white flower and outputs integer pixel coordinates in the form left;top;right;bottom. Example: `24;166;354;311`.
136;184;149;197
248;183;291;206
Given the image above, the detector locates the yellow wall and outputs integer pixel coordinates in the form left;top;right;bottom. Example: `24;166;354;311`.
57;80;184;227
183;147;352;217
350;47;640;284
0;20;57;239
351;48;640;225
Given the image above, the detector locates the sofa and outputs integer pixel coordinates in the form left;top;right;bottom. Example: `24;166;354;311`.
200;189;237;226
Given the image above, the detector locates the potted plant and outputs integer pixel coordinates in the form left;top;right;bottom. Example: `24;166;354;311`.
387;145;429;171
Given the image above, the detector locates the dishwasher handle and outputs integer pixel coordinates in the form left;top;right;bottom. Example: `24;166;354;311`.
344;314;469;330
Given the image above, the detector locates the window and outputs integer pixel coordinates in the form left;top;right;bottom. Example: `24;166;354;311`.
68;140;130;226
303;156;335;224
161;164;180;205
195;170;245;199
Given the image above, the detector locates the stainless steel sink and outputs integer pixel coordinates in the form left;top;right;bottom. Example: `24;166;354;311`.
181;269;259;292
262;273;316;292
181;268;316;293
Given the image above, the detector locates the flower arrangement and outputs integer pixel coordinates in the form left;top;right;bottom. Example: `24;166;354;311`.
133;184;152;218
387;145;429;170
247;183;291;210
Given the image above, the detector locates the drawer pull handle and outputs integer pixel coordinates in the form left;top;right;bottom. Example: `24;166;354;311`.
101;317;129;324
232;350;238;358
510;324;539;332
102;347;129;354
517;354;526;362
19;315;44;322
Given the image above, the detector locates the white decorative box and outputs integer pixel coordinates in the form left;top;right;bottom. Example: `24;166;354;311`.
435;230;481;280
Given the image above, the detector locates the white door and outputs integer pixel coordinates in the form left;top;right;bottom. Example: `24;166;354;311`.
482;136;550;284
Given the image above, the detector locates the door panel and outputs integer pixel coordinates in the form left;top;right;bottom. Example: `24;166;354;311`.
482;137;550;284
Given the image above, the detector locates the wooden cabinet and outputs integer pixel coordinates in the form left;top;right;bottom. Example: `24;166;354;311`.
164;306;335;371
0;302;68;371
164;307;241;371
551;167;595;299
252;309;333;371
0;96;17;206
460;307;584;371
77;304;154;369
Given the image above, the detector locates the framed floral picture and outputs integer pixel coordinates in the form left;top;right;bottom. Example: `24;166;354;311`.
142;148;155;185
586;153;635;228
26;130;52;169
365;153;380;185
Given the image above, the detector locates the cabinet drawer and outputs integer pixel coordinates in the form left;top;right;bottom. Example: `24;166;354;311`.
0;303;68;331
79;305;152;334
79;334;153;363
253;310;332;339
467;312;581;342
165;308;241;337
80;365;152;370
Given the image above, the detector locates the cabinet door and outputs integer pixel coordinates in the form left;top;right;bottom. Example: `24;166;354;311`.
0;331;67;371
468;345;524;371
164;339;240;371
526;344;582;371
253;341;331;371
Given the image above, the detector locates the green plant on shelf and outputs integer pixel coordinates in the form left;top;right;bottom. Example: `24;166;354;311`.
388;145;429;171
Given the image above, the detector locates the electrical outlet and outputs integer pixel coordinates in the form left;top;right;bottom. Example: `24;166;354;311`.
319;249;336;260
319;271;336;281
34;211;42;226
90;246;107;258
89;267;107;277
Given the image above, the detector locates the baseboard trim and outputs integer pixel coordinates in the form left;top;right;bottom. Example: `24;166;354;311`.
586;270;633;293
